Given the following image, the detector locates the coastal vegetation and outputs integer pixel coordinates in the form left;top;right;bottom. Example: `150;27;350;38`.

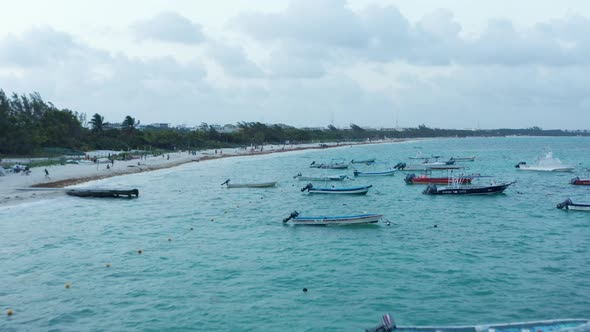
1;89;589;157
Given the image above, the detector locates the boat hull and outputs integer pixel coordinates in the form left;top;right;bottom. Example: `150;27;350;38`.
557;199;590;211
517;166;575;172
406;177;472;185
307;185;372;195
423;183;513;195
367;319;590;332
571;179;590;185
66;189;139;198
296;175;346;181
292;213;382;225
353;170;396;177
226;182;277;188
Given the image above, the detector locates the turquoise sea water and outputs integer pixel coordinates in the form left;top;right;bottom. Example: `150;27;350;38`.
1;137;589;331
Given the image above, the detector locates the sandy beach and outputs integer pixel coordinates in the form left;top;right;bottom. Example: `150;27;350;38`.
0;140;405;207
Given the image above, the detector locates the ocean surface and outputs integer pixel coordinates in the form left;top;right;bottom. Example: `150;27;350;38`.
1;137;589;331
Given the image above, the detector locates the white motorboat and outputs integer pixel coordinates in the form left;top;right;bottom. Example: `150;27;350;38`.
515;151;575;172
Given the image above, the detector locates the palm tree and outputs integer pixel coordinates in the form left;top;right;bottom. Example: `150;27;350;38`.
89;113;104;132
122;115;136;132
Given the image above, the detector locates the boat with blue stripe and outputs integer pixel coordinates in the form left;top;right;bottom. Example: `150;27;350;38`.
282;211;382;225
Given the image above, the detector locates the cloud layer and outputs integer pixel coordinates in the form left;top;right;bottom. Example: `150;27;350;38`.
1;2;590;129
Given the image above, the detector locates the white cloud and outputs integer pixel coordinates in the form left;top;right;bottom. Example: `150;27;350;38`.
131;12;204;44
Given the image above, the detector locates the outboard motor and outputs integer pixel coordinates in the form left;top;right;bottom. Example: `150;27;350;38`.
221;179;230;186
394;162;406;170
423;184;438;195
301;183;313;192
515;161;526;168
404;173;416;184
310;161;316;166
570;177;580;185
557;198;573;209
282;211;300;223
353;170;359;177
293;172;302;179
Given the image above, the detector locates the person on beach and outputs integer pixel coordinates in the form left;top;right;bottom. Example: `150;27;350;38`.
44;168;50;179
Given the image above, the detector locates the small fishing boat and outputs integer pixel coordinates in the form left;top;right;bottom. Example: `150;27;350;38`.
221;179;277;188
515;151;575;172
557;198;590;211
301;183;372;195
293;173;347;181
570;169;590;185
66;188;139;198
394;162;460;171
282;211;382;225
309;160;349;169
366;314;590;332
571;177;590;185
450;156;476;162
353;169;396;177
409;153;442;160
423;181;514;195
404;173;473;185
351;158;376;164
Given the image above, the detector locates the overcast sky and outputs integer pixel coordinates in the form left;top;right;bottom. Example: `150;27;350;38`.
1;0;590;129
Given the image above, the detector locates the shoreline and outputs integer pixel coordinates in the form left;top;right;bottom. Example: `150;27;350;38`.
0;139;411;207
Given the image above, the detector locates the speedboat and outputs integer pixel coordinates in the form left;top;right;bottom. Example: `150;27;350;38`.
515;151;575;172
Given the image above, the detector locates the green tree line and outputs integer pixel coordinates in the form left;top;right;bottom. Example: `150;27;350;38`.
0;90;588;156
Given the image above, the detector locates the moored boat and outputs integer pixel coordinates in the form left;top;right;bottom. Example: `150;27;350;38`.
366;314;590;332
293;173;347;181
353;169;396;177
394;162;460;171
221;179;277;188
450;156;476;162
351;158;376;164
282;211;382;225
515;151;575;172
404;173;473;185
557;198;590;211
310;160;349;169
571;177;590;185
423;181;514;195
66;188;139;198
301;183;372;195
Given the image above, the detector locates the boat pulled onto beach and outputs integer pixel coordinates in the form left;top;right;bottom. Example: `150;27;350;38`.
366;314;590;332
282;211;382;225
66;188;139;198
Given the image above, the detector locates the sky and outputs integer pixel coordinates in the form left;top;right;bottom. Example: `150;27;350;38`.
1;0;590;130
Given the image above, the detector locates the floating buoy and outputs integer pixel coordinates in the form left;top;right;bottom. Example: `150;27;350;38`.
210;218;214;222
168;237;172;241
7;309;13;316
106;263;110;268
237;205;239;208
65;282;71;289
190;227;193;230
302;288;308;292
138;249;142;254
433;224;438;228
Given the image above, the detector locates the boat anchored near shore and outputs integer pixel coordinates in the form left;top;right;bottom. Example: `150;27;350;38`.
221;179;277;188
282;211;382;225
